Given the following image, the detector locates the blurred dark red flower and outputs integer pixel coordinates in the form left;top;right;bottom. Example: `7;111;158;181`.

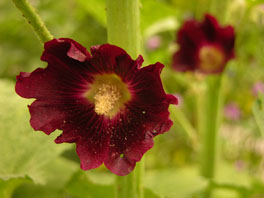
15;38;177;176
172;14;235;74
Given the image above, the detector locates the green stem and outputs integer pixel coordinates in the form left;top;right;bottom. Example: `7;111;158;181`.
106;1;142;198
115;173;134;198
106;0;140;58
196;82;206;140
200;75;223;180
12;0;53;43
135;157;144;198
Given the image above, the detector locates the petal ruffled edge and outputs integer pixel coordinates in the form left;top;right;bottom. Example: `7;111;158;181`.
28;100;66;135
201;14;220;42
88;44;144;79
76;128;110;170
41;38;91;63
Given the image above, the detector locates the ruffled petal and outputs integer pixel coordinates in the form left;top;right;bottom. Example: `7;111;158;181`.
16;69;49;99
177;19;205;49
42;38;91;62
201;14;219;42
28;100;66;134
166;94;179;105
172;50;197;72
76;118;110;170
173;19;205;71
131;62;168;104
89;44;143;82
55;131;80;143
104;152;136;176
16;39;94;100
217;26;235;58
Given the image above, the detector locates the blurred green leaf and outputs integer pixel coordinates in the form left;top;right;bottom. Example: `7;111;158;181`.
40;156;79;189
141;0;178;33
0;177;31;198
13;183;62;198
12;156;79;198
65;171;115;198
250;179;264;197
246;0;264;7
144;167;207;198
0;80;69;183
211;189;240;198
212;162;252;197
143;17;178;38
65;170;160;198
217;162;251;181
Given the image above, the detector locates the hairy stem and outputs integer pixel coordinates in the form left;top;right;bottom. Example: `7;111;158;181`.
106;0;141;58
12;0;53;43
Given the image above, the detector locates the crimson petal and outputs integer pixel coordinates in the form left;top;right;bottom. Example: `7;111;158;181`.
29;100;66;134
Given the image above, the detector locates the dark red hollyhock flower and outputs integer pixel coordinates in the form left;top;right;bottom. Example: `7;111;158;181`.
172;14;235;74
15;38;177;176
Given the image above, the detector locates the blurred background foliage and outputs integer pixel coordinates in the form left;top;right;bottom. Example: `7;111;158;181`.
2;0;264;197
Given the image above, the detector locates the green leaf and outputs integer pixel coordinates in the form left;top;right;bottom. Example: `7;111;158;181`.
0;80;69;183
141;0;178;33
250;179;264;197
65;170;160;198
143;17;178;39
215;162;252;188
0;177;31;198
13;183;62;198
65;171;115;198
252;94;264;137
12;156;79;198
40;155;79;188
144;167;207;198
211;189;241;198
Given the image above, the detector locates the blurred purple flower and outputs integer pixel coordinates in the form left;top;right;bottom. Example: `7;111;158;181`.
252;81;264;97
224;103;241;121
146;35;162;51
172;14;235;74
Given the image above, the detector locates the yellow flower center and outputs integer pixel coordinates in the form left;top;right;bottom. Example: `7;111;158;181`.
85;74;131;118
199;46;225;72
93;84;121;116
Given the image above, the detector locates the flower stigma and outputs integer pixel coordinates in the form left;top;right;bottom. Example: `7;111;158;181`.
85;74;131;118
199;45;225;72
